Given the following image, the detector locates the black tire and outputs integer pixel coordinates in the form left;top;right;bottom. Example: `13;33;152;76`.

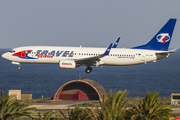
85;67;92;73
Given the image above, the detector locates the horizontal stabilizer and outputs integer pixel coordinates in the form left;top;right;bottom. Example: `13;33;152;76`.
155;49;177;54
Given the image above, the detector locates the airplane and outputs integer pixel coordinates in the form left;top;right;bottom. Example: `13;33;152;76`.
2;19;177;73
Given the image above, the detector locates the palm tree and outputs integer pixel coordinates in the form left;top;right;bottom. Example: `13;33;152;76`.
37;111;57;120
87;90;129;120
0;91;36;120
59;105;90;120
125;91;177;120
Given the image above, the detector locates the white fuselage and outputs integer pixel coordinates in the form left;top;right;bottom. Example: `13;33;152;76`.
2;46;159;66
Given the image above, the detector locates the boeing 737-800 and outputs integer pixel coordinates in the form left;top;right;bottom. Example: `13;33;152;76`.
2;19;177;73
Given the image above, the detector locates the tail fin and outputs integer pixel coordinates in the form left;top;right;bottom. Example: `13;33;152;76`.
131;19;176;51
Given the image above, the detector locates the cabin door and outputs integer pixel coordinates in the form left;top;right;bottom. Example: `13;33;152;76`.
141;52;145;61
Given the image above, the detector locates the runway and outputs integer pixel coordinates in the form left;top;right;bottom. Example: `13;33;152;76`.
27;100;99;113
27;100;180;116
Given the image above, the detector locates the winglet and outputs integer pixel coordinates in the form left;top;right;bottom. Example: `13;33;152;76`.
103;43;113;55
112;37;120;48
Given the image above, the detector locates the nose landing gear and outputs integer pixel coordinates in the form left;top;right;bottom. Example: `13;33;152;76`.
12;62;21;70
85;67;92;73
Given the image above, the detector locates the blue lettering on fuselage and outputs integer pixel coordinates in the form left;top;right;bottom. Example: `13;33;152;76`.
56;51;63;57
62;51;69;57
69;51;74;57
42;50;48;56
50;51;55;56
36;50;42;56
36;50;74;57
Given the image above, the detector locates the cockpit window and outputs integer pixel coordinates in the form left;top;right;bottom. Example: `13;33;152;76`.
9;50;15;53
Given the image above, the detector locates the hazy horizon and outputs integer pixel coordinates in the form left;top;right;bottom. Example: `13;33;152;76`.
1;1;180;49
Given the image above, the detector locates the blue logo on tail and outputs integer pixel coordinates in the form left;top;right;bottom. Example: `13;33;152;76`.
156;33;170;43
132;19;176;51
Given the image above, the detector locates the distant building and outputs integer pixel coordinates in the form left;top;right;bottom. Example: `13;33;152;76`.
54;79;107;101
8;90;32;101
9;90;21;100
171;93;180;105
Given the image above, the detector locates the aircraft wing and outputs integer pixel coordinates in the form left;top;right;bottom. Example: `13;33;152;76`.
75;43;113;66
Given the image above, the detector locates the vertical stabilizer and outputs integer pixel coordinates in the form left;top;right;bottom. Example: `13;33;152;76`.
132;19;176;51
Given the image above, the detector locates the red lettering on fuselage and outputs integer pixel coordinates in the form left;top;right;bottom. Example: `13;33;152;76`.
38;54;53;58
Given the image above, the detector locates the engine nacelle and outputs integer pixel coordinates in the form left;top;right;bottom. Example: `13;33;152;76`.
59;60;76;69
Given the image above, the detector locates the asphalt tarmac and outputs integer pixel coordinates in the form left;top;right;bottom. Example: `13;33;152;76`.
27;100;99;113
27;100;180;116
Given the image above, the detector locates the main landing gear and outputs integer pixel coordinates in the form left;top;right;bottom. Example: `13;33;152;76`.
18;66;21;70
85;66;92;73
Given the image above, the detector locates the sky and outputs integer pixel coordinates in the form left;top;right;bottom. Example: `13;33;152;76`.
0;0;180;49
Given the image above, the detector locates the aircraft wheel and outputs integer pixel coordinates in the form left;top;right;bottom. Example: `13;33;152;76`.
85;67;92;73
18;66;21;70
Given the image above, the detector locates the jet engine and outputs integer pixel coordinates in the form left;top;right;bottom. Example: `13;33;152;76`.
59;60;76;69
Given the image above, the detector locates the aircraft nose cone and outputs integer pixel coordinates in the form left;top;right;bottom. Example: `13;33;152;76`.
2;53;5;59
2;53;8;59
